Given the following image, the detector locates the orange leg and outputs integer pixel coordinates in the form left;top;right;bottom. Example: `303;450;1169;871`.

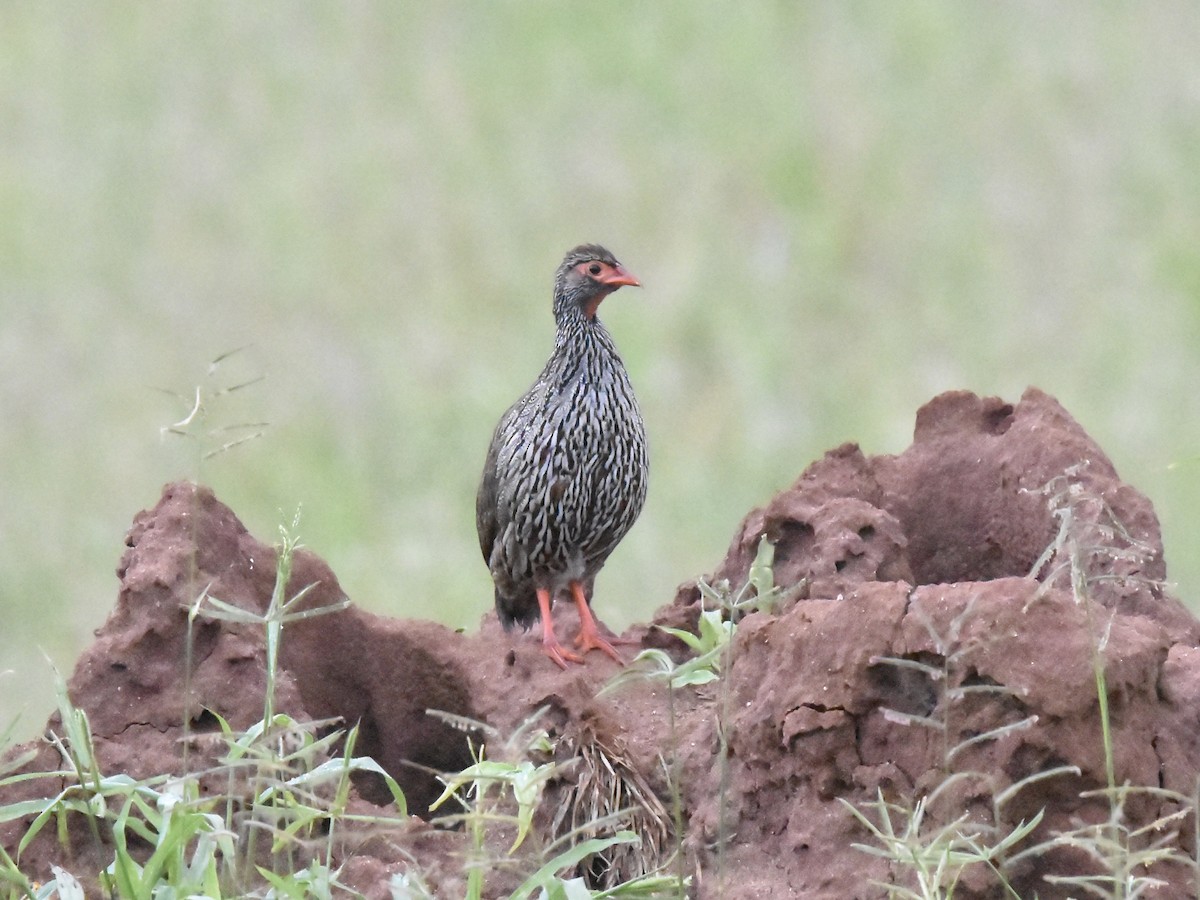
537;587;583;669
569;582;625;665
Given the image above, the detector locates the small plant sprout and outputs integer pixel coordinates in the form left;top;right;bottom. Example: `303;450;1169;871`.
187;510;350;724
604;536;787;694
429;736;558;857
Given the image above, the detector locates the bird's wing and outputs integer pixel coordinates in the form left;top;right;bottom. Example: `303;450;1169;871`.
477;394;529;562
476;428;503;563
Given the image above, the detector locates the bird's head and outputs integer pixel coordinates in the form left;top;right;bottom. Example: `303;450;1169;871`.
553;244;640;321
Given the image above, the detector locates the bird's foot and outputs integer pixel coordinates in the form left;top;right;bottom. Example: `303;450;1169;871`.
573;624;625;665
542;637;585;669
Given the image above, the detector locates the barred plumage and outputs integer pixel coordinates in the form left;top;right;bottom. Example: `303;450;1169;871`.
476;245;648;667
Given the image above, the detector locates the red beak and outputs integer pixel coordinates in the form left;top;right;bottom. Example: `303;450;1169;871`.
600;264;641;289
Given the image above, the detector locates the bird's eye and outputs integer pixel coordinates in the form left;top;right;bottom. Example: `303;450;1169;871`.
588;263;603;276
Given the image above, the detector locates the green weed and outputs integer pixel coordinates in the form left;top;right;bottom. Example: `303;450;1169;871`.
1013;467;1195;898
845;596;1070;898
427;711;683;899
601;536;787;896
846;467;1199;898
0;520;405;899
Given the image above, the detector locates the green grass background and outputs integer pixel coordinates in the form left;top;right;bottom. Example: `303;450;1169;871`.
3;4;1199;738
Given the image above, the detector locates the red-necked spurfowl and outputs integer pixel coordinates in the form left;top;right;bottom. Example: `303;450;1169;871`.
476;245;648;668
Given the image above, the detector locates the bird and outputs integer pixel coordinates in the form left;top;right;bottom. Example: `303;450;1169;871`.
476;244;649;668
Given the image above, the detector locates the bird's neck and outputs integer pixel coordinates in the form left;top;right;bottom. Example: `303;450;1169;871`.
550;303;619;381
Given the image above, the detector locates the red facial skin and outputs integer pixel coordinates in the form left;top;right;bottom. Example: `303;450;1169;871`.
577;260;640;318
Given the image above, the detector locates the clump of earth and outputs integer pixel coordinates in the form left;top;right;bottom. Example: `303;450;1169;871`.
4;387;1199;898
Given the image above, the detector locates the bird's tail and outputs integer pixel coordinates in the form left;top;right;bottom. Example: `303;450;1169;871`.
495;586;540;631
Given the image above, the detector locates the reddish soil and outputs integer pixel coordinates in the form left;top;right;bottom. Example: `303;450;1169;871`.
4;387;1200;898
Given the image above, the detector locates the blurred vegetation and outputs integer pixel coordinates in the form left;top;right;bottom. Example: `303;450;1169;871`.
3;4;1199;737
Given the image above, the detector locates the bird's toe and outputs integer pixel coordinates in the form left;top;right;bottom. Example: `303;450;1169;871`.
573;627;625;665
543;638;585;669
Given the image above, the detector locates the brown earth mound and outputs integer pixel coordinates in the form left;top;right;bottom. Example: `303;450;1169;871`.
4;387;1200;898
